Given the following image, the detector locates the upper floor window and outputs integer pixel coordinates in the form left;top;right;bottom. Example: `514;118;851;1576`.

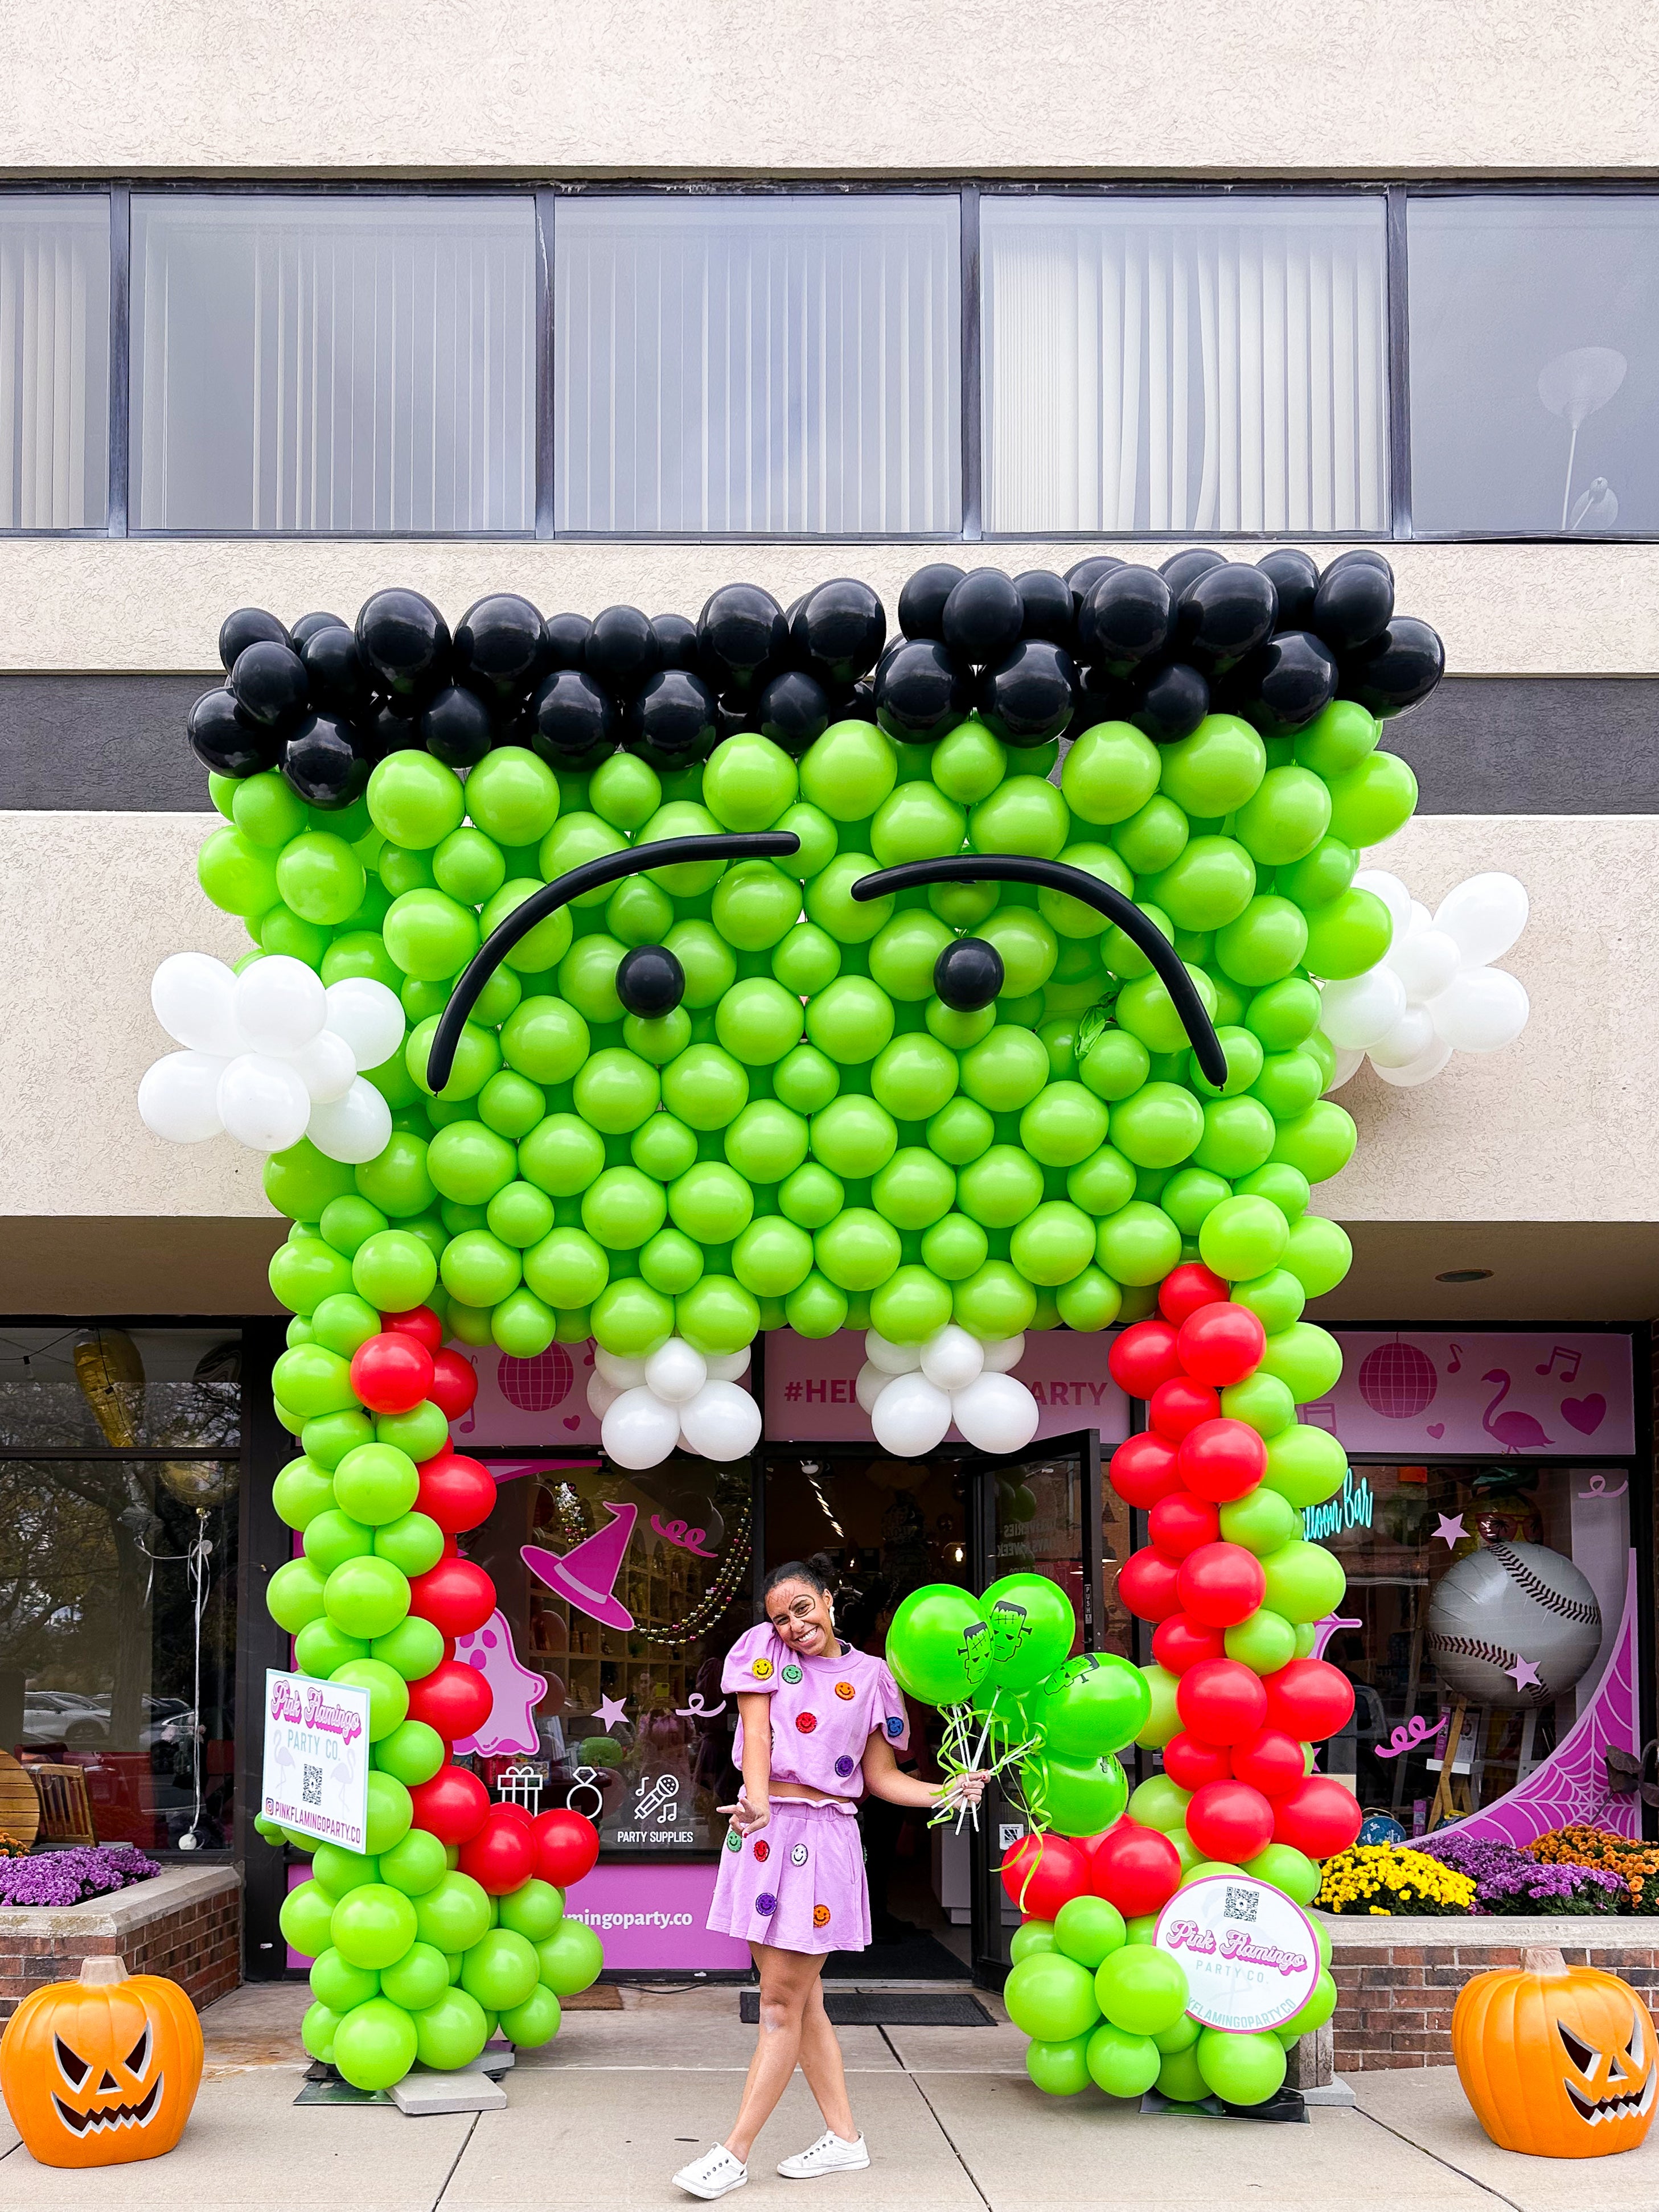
1408;195;1659;535
553;194;960;535
0;195;109;531
982;194;1387;536
130;195;535;533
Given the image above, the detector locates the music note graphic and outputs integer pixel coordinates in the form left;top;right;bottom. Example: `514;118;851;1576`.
1535;1344;1582;1382
1446;1342;1464;1375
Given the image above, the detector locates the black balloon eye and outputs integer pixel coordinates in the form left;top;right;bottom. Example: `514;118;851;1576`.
934;937;1004;1013
617;945;687;1018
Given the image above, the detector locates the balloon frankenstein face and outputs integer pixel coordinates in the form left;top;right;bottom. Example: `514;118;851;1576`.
178;560;1444;1469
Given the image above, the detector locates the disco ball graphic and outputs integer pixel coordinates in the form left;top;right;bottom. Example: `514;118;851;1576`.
498;1344;576;1413
1357;1340;1438;1420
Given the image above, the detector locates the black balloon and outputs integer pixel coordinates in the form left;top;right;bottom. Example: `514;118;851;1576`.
897;562;965;642
1071;664;1140;731
418;684;496;768
289;610;349;648
530;668;617;768
1313;550;1394;653
616;944;687;1018
1175;562;1278;675
626;668;719;768
1236;631;1338;736
873;639;973;742
187;687;274;779
364;702;425;761
942;569;1024;665
1078;566;1172;673
697;583;786;698
229;640;310;729
543;612;592;671
1133;661;1210;744
586;605;658;695
1013;569;1076;646
301;624;375;718
790;578;886;687
282;714;370;808
356;589;451;704
979;640;1077;747
1063;555;1124;618
934;936;1004;1012
453;594;547;704
1340;617;1445;717
714;700;758;744
759;669;832;756
838;679;879;726
1158;548;1226;599
651;613;701;673
217;607;288;672
1256;549;1319;633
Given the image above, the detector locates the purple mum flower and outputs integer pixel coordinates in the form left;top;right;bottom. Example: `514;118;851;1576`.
1415;1831;1627;1917
0;1844;160;1909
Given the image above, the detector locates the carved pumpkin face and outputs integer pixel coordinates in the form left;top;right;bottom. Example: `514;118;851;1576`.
1453;1946;1658;2160
0;1956;203;2169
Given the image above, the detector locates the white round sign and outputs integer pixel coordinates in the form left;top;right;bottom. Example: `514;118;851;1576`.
1153;1876;1320;2034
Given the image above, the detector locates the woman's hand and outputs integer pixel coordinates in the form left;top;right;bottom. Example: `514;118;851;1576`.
935;1771;987;1811
718;1788;771;1839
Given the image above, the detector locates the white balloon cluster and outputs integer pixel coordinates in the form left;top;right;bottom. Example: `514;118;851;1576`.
1318;871;1530;1092
589;1340;763;1470
859;1327;1040;1457
138;952;406;1162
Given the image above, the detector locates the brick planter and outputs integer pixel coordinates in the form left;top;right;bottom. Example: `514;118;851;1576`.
0;1862;241;2022
1320;1912;1659;2070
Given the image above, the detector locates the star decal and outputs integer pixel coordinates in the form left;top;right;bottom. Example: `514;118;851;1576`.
1504;1655;1542;1693
594;1692;630;1732
1432;1513;1467;1548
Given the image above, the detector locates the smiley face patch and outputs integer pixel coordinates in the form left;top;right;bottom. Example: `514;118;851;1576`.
834;1755;856;1778
781;1663;803;1684
753;1839;770;1861
812;1905;831;1929
756;1892;777;1915
795;1712;818;1733
724;1827;742;1852
791;1843;809;1865
751;1657;774;1680
833;1680;856;1701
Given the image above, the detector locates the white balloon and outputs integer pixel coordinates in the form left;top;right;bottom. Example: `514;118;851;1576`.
646;1338;708;1407
323;976;406;1072
1434;873;1529;969
705;1350;752;1383
1407;899;1434;936
151;952;241;1055
1317;967;1407;1049
1323;1044;1366;1092
951;1372;1041;1455
855;1361;888;1414
680;1379;762;1461
980;1335;1026;1375
216;1053;313;1152
235;956;326;1056
138;1051;229;1142
1373;1036;1455;1088
586;1371;623;1419
594;1347;647;1389
870;1371;954;1457
285;1027;359;1103
602;1388;681;1470
1429;967;1530;1054
1366;1005;1438;1070
865;1329;922;1376
306;1078;393;1164
1352;869;1412;940
919;1323;984;1393
1385;924;1460;1006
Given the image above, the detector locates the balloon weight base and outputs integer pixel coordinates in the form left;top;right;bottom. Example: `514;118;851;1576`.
1139;2088;1308;2124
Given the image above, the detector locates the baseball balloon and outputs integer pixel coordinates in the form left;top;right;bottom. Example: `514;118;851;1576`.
1426;1540;1601;1709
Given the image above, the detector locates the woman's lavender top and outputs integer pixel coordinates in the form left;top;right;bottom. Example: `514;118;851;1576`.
722;1625;910;1800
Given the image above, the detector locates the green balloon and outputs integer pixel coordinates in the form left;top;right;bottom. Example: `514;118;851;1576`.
1220;1489;1304;1556
982;1572;1077;1691
277;829;366;927
867;1265;953;1345
1249;1050;1323;1123
379;1828;449;1898
334;1444;420;1527
498;1878;565;1943
330;1882;419;1971
331;1658;410;1742
1055;1267;1123;1333
1282;1214;1353;1298
1024;1751;1127;1839
959;1026;1050;1112
1156;2044;1209;2104
1244;1844;1321;1908
978;906;1059;998
352;1230;438;1311
266;1139;359;1225
590;1278;676;1358
1094;1946;1189;2037
269;1240;356;1319
310;1946;380;2014
1009;1201;1096;1288
273;1456;339;1532
1198;1194;1290;1281
280;1878;338;1960
871;1148;956;1231
414;1872;493;1955
1293;698;1379;779
498;1983;564;2049
1004;1952;1103;2045
1195;2026;1286;2107
885;1584;993;1705
1108;1083;1203;1170
295;1620;369;1676
1300;887;1393;981
301;2000;341;2064
1095;1202;1181;1286
870;1034;959;1121
480;1072;549;1142
1224;1607;1299;1675
1086;2021;1163;2098
1126;1775;1190;1833
929;716;1007;806
1214;896;1309;989
536;1918;604;1995
1020;1083;1108;1167
273;1343;359;1420
375;1718;446;1787
1061;722;1161;825
716;976;807;1066
810;1101;898;1183
412;1985;490;2071
639;1226;707;1296
771;922;842;998
460;1927;541;2013
1324;749;1418;846
1065;1144;1136;1216
969;774;1070;861
773;1043;841;1117
1278;1968;1337;2036
1009;1919;1058;1964
1134;1664;1181;1751
1054;1895;1127;1971
662;1043;750;1131
268;1556;329;1634
323;1555;411;1641
1038;1653;1152;1761
785;1271;849;1338
1260;1539;1346;1623
702;732;799;830
441;1228;523;1307
1151;2009;1201;2053
331;1996;418;2092
1158;716;1264;816
372;1615;446;1683
464;746;560;845
364;1771;414;1856
1144;836;1256;932
1230;1268;1306;1337
927;1096;996;1165
1261;1420;1347;1508
1233;764;1332;867
198;824;282;918
799;720;898;823
1115;964;1218;1056
520;1112;605;1197
1026;2032;1094;2096
870;780;967;868
1258;1321;1343;1404
378;1940;451;2013
1233;1163;1311;1226
956;1145;1044;1228
524;1226;610;1310
676;1274;761;1357
1038;842;1132;939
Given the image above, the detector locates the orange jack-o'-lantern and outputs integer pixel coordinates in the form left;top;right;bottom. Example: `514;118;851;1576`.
0;1954;203;2168
1453;1945;1657;2158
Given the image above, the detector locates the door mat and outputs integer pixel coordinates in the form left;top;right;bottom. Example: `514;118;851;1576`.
565;1984;625;2010
741;1991;995;2028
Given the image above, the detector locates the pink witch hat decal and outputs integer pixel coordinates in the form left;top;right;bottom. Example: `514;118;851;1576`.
523;1500;637;1631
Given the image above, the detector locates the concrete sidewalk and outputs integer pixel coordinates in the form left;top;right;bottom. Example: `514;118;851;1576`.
3;1983;1656;2212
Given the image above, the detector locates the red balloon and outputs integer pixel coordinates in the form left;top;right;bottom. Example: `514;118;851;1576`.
383;1305;444;1352
1272;1775;1363;1859
1001;1831;1089;1921
1148;1492;1219;1560
1231;1727;1309;1800
406;1659;493;1741
1261;1658;1356;1744
429;1347;479;1421
1107;1431;1184;1510
350;1331;435;1416
1176;1658;1268;1746
1176;1302;1267;1387
1116;1546;1183;1625
1162;1730;1233;1791
1158;1263;1229;1326
416;1450;498;1535
1177;1417;1268;1503
1186;1778;1276;1862
459;1806;538;1896
1176;1541;1268;1628
1148;1376;1221;1442
409;1555;497;1638
492;1798;535;1833
533;1807;601;1889
1151;1614;1227;1675
1090;1820;1181;1918
1108;1318;1184;1400
408;1763;490;1845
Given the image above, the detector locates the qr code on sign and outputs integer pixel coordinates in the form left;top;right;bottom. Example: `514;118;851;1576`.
1225;1885;1258;1922
302;1765;322;1809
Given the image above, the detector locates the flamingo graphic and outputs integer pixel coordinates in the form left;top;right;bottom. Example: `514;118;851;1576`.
1481;1370;1554;1453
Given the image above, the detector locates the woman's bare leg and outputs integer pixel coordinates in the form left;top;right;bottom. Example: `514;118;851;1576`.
725;1943;837;2163
795;1971;858;2141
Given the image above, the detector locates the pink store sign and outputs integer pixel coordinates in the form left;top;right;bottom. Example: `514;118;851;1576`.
451;1341;601;1447
560;1859;749;1972
765;1327;1130;1446
1301;1333;1633;1458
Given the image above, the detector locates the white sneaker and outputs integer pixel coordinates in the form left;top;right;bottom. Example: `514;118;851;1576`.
778;2132;870;2179
674;2144;749;2200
